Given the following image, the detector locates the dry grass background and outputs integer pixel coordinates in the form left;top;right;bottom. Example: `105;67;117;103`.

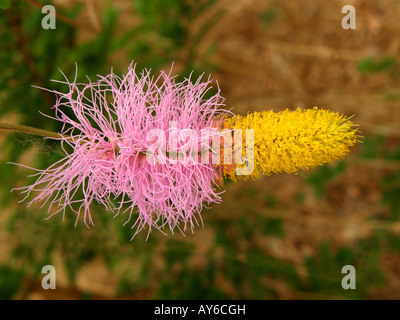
2;0;400;299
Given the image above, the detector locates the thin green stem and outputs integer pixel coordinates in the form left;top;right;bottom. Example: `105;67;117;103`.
0;122;64;140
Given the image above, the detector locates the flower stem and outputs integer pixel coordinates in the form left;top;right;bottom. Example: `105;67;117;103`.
0;122;64;140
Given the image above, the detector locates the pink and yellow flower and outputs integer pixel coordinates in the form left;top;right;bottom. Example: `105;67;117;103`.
15;64;360;238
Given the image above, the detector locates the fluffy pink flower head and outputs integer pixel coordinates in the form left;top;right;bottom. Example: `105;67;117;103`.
18;64;229;237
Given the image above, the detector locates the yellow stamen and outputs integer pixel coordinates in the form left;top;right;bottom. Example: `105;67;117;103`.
220;107;360;181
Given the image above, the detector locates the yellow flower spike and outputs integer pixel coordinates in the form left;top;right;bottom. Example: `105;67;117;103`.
220;107;360;181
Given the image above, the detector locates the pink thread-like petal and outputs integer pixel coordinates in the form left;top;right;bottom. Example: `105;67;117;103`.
17;64;231;237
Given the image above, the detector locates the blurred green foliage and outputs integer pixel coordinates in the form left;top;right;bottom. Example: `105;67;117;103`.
0;265;24;299
357;56;396;73
260;6;279;29
358;134;400;220
0;0;10;10
306;161;347;198
357;56;399;78
117;0;218;78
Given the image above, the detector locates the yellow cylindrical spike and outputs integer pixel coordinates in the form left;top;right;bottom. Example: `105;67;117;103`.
220;107;360;181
